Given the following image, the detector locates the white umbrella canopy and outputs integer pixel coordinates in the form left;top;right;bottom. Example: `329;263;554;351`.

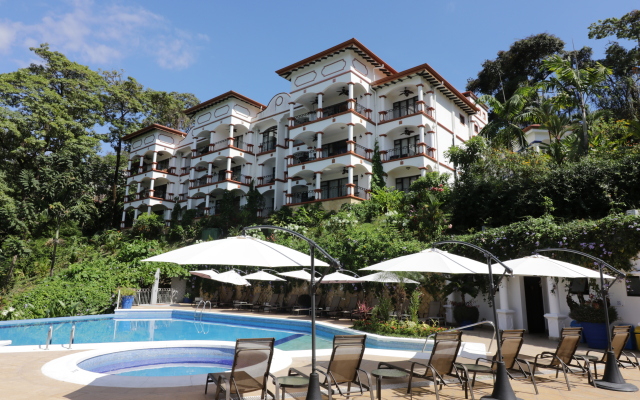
212;270;251;286
142;236;330;268
243;270;287;282
495;254;615;279
320;271;361;284
189;270;219;280
278;269;315;281
356;271;419;284
361;248;505;275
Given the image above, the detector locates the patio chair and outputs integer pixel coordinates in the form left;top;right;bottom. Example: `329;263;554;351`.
205;337;276;400
531;327;592;390
291;294;312;315
419;301;445;326
254;293;277;312
378;330;472;400
321;296;342;318
455;329;538;397
341;296;359;320
287;334;374;400
580;325;640;380
264;293;283;313
278;294;298;313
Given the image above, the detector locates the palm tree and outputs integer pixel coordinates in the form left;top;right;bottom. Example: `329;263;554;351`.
537;55;611;155
477;87;536;150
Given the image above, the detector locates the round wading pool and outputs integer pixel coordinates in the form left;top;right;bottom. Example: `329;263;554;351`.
41;341;293;387
77;346;235;377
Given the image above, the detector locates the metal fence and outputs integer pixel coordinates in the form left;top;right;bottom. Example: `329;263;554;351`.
132;288;178;305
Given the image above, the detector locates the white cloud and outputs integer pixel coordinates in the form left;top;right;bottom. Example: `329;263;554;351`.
2;2;206;70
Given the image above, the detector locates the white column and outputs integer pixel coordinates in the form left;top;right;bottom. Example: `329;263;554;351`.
289;103;295;126
228;125;234;147
544;277;568;340
127;159;132;174
365;93;371;118
347;166;354;196
445;290;456;325
124;185;129;199
209;131;215;151
419;125;426;154
147;207;152;215
136;182;141;199
226;157;232;180
316;132;323;159
205;193;210;209
315;172;322;200
192;138;197;157
497;278;515;330
150;268;160;305
207;162;213;183
152;151;158;169
287;139;293;165
177;152;183;174
133;208;139;220
149;178;155;196
287;178;292;204
168;182;174;198
316;93;323;119
348;83;354;109
138;157;144;173
347;124;354;152
417;84;424;112
121;211;126;227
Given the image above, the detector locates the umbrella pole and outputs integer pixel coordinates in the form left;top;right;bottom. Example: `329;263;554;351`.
536;248;638;392
306;246;322;400
482;254;520;400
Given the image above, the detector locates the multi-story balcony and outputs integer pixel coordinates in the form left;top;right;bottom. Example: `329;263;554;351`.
257;174;276;186
289;184;369;205
258;139;277;153
382;144;436;161
291;102;367;127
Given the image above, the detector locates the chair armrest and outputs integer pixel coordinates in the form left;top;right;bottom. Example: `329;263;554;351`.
377;362;410;374
585;349;604;357
475;357;495;366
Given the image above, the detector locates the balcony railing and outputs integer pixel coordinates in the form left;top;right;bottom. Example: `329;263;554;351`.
233;141;253;152
354;186;369;200
178;193;187;202
384;144;419;160
194;175;208;187
259;139;277;153
258;174;275;185
291;101;367;127
156;159;170;172
382;104;419;120
293;111;317;126
292;150;317;165
354;143;369;159
230;173;250;184
290;185;355;204
137;189;150;200
196;146;209;156
291;190;317;204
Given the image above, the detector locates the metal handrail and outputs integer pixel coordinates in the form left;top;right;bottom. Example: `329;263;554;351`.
68;324;75;349
422;320;496;353
194;300;211;321
116;289;121;310
44;325;53;350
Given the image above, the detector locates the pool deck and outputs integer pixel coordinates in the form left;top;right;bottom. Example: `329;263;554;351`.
1;303;639;400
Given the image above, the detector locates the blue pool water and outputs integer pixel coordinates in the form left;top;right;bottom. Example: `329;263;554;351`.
78;347;233;377
0;316;333;350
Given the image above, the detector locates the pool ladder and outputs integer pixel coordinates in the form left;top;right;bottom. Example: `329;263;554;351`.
194;300;212;321
42;323;76;350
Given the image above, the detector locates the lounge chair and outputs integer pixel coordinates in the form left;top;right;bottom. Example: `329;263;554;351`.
531;327;592;390
205;337;276;400
264;293;283;313
287;334;374;400
419;301;445;326
254;293;277;312
581;325;640;380
455;329;538;396
378;330;472;400
279;294;298;313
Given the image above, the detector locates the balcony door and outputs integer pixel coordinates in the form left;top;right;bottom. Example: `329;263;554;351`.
321;176;358;199
395;175;420;193
393;135;419;159
392;96;418;119
322;139;348;157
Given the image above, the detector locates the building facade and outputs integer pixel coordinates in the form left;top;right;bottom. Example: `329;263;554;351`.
121;38;487;228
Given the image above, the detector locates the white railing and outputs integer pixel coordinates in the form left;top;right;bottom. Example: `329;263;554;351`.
134;288;178;305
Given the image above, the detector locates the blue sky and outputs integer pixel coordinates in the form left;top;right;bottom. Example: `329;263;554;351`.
1;0;637;107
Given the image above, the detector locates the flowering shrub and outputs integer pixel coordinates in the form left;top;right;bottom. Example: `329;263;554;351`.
352;318;446;338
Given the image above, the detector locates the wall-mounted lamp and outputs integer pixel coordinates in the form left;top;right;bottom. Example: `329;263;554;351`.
359;134;362;139
405;166;410;170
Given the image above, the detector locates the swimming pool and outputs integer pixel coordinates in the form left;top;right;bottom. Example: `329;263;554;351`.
0;309;430;352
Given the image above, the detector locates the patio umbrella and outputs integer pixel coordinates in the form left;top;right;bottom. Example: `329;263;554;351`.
243;270;286;282
142;236;330;267
356;271;419;284
319;271;361;284
360;248;505;274
495;254;615;279
211;270;251;286
278;269;315;281
189;270;219;280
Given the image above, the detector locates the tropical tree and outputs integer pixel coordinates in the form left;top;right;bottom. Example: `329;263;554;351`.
537;55;611;155
477;87;535;149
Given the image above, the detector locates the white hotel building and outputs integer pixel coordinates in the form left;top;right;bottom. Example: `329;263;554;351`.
121;39;487;227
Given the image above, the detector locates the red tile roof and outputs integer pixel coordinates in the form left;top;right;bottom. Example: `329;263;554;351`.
184;90;266;116
122;124;187;141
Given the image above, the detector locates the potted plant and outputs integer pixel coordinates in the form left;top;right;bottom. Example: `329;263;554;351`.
118;287;137;309
182;292;192;304
569;299;618;349
452;301;480;329
444;274;481;329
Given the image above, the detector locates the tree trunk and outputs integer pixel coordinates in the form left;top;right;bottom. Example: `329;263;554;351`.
111;138;122;228
580;98;589;156
49;224;59;277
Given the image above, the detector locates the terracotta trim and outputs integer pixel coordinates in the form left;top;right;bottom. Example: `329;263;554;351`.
184;90;266;115
123;124;187;141
289;69;369;95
